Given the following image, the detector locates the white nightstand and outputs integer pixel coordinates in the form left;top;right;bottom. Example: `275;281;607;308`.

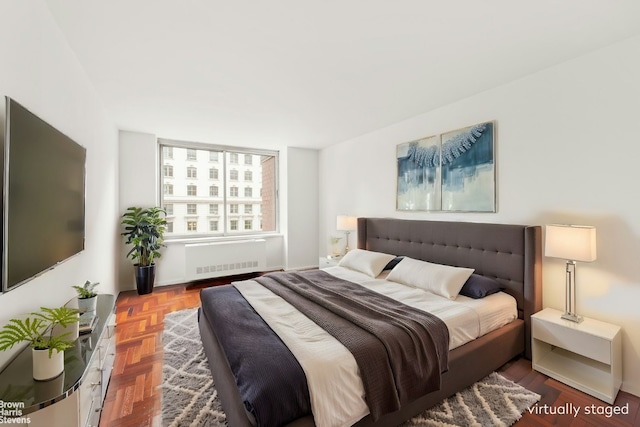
531;308;622;404
319;256;340;269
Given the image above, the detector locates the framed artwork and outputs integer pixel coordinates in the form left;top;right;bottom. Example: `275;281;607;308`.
396;121;495;212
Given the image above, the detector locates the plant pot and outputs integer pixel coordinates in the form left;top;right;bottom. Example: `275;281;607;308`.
32;348;65;381
135;264;156;295
77;295;98;313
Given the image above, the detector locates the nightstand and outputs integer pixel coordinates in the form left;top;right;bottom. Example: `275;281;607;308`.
319;256;340;269
531;307;622;404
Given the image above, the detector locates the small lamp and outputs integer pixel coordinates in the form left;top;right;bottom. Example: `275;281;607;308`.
545;224;597;323
336;215;357;254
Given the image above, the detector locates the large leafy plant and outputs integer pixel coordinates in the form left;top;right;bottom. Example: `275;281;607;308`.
0;307;79;357
121;206;167;267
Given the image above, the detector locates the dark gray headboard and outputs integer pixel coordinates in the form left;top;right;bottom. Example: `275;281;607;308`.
357;217;542;358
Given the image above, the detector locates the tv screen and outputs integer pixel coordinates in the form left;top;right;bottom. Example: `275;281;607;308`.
1;97;86;292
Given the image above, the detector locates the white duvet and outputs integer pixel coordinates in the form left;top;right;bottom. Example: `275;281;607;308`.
233;266;517;427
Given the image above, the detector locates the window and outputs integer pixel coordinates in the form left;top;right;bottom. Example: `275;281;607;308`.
165;204;174;215
159;140;278;237
166;222;174;233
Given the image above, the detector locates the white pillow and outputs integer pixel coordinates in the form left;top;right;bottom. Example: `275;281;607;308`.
338;249;396;278
387;257;474;299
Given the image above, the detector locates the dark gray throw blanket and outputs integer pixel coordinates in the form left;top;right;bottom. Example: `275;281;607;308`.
255;270;450;421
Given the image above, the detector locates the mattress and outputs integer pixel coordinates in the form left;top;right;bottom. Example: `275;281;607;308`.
233;265;517;427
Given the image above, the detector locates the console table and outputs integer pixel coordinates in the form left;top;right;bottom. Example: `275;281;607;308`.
0;294;116;426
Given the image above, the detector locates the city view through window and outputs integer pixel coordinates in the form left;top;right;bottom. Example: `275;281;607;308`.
159;142;277;237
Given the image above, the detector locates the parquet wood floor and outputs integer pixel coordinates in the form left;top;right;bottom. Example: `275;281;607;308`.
99;280;640;427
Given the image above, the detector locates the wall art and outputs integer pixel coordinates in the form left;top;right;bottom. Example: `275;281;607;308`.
396;121;495;212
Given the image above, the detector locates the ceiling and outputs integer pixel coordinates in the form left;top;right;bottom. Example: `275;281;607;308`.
45;0;640;149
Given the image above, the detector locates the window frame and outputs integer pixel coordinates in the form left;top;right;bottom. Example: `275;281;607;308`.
158;138;279;240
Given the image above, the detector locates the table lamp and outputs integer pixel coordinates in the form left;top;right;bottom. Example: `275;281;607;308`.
336;215;357;254
544;224;597;323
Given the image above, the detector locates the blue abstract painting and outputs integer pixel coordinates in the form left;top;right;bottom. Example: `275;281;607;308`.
396;121;495;212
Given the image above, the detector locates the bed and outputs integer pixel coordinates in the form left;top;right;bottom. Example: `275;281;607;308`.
198;218;542;427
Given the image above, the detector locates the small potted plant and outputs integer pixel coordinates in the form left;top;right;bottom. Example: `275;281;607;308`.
72;280;100;312
121;206;167;295
0;306;79;380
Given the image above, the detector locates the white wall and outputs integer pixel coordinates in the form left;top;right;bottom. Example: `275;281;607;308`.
0;2;119;368
319;35;640;396
118;132;319;291
285;147;319;270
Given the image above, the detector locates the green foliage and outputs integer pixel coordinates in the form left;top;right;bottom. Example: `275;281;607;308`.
0;306;79;357
121;206;167;266
72;280;100;299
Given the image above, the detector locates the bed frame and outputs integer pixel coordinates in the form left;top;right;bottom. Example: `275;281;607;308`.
198;218;542;427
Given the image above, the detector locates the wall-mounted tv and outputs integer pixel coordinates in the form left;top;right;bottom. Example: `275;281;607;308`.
1;97;86;292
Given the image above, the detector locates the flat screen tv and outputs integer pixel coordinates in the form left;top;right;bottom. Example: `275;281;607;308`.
1;97;86;292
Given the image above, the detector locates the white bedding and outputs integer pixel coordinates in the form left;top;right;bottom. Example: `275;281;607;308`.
234;266;517;427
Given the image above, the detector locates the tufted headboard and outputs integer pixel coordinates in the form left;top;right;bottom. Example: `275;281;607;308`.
357;217;542;358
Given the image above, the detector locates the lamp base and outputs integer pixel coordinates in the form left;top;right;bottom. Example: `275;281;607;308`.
561;312;583;323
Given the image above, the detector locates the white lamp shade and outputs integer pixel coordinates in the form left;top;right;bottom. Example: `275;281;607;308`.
545;224;597;262
336;215;357;231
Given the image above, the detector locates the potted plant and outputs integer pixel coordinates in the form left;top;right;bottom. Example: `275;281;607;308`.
72;280;100;312
121;206;167;295
0;307;79;380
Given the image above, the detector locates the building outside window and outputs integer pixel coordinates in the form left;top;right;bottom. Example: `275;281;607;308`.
158;139;278;237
